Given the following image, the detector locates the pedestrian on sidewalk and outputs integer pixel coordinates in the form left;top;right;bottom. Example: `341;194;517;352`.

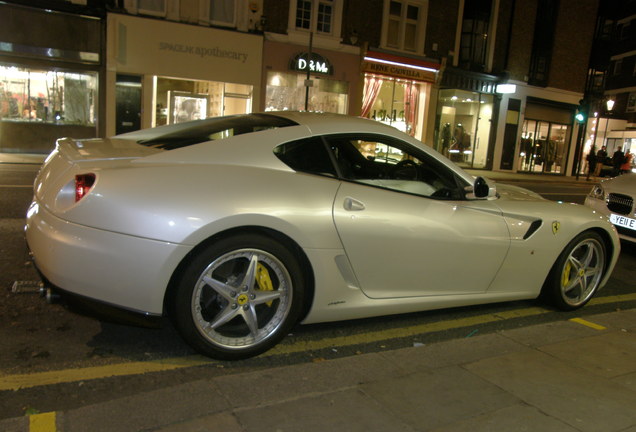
612;146;625;176
586;146;597;180
593;146;607;177
621;150;633;174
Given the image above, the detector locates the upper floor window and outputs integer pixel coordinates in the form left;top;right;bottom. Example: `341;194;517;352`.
136;0;167;17
294;0;334;35
210;0;236;27
614;59;623;76
459;0;491;72
381;0;427;54
621;23;630;39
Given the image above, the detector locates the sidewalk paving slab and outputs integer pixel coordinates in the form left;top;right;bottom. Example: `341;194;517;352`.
429;404;581;432
464;335;636;432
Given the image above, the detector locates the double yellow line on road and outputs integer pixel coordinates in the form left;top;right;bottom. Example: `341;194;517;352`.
2;292;634;394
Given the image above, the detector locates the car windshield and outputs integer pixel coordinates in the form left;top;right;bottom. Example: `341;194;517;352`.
137;114;298;150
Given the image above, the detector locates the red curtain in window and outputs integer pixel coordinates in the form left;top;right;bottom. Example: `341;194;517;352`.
361;76;383;118
404;82;420;136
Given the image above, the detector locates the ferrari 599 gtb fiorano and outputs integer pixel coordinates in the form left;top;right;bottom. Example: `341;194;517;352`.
26;112;620;360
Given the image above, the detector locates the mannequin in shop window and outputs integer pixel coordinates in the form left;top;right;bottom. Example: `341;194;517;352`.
440;123;451;156
544;139;557;172
452;124;467;162
519;136;533;170
460;132;471;153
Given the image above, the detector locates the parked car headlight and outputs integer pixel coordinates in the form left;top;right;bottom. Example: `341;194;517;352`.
589;185;605;200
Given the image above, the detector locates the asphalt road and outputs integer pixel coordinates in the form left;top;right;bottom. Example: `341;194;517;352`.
1;163;634;421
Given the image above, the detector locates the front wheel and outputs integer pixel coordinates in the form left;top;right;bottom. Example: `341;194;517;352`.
173;234;304;360
542;231;606;311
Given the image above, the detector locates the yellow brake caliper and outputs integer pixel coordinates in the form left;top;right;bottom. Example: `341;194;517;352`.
561;261;571;288
256;263;274;306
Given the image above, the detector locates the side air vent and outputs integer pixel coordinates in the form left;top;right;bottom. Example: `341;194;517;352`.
523;219;543;240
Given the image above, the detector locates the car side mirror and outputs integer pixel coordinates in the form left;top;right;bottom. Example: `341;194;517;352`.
466;176;495;199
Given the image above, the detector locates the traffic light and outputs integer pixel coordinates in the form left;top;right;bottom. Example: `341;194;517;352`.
575;99;588;123
575;112;585;123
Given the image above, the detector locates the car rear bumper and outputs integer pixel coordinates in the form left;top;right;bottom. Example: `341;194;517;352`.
25;201;192;315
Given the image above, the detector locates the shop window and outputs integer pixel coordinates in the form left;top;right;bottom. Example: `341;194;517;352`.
519;119;569;174
0;65;97;126
362;74;425;139
382;0;427;54
265;71;348;114
154;77;252;126
434;89;493;169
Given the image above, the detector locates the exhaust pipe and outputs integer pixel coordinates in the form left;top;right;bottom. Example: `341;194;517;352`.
39;287;61;304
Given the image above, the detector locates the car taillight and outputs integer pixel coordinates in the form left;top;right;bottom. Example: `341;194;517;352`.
75;174;96;202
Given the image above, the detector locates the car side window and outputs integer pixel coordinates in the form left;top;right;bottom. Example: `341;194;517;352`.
274;137;338;177
325;135;466;199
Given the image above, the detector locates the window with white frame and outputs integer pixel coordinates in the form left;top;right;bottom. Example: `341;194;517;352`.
290;0;338;36
136;0;166;17
382;0;427;54
210;0;236;27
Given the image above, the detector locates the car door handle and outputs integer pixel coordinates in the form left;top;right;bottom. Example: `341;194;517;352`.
344;197;365;211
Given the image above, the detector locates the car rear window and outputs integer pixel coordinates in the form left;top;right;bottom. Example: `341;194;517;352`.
138;114;298;150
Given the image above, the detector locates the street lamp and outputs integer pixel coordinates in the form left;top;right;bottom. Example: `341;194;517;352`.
601;99;615;155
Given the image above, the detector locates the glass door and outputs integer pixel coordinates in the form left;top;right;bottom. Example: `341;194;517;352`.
519;120;568;174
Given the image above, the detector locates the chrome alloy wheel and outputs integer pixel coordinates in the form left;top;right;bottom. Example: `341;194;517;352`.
558;237;605;308
191;248;293;350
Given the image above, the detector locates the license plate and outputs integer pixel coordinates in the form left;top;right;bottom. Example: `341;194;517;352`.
610;213;636;231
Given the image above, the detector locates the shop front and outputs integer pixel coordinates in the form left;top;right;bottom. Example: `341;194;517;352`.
361;50;439;141
0;3;102;154
434;69;498;170
106;13;262;136
262;40;361;114
518;98;575;175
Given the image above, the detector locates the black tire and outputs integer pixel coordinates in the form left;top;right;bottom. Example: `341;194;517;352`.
542;231;606;311
172;233;304;360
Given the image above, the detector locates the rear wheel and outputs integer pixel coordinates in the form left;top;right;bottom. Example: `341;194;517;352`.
542;231;606;311
173;234;304;360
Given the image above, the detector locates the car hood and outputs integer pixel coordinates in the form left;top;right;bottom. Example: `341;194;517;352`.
600;173;636;194
492;182;547;201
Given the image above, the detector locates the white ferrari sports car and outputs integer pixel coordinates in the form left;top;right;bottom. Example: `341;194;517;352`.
26;112;620;360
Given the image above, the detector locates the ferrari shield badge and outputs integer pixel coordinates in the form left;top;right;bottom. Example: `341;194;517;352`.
552;221;561;235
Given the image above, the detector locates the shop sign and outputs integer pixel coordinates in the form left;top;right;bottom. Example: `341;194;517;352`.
362;60;436;83
290;52;333;75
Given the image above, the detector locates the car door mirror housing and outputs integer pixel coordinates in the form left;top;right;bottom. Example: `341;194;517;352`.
466;176;496;199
